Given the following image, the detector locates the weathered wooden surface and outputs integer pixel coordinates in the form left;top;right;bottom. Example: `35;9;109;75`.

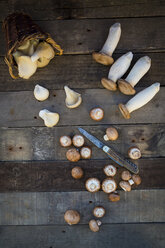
0;190;164;224
0;159;164;192
0;52;164;91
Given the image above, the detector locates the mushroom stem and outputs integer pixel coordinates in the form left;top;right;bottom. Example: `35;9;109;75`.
103;134;109;141
128;179;134;185
119;83;160;119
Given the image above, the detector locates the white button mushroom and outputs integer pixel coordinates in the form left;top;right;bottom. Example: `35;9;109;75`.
103;165;117;177
71;166;84;179
101;52;133;91
119;82;160;119
103;127;119;141
66;148;81;162
89;219;102;232
64;86;82;109
102;178;117;193
92;23;121;65
128;146;141;160
85;178;101;193
39;109;59;127
80;146;92;159
64;210;80;225
34;84;49;101
90;107;104;121
31;41;55;62
60;136;72;147
93;206;105;218
72;135;85;147
118;56;151;95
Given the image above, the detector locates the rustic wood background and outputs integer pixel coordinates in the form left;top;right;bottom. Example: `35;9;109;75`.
0;0;165;247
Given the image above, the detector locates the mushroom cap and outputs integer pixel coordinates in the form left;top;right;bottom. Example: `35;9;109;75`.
132;174;142;185
39;109;59;127
72;135;85;147
37;57;50;68
119;181;131;192
118;79;136;95
34;84;49;101
103;165;117;177
64;210;80;225
80;146;92;159
118;103;130;119
128;146;141;160
108;191;120;202
85;178;101;192
101;78;117;91
64;86;82;109
102;178;117;193
93;206;105;218
66;148;81;162
60;135;72;147
90;107;104;121
105;127;119;141
89;219;101;232
121;170;132;181
92;52;114;65
71;166;84;179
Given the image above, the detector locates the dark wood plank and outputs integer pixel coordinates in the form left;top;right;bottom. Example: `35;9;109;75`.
0;190;164;224
0;52;164;91
0;87;163;128
0;159;164;192
0;124;164;161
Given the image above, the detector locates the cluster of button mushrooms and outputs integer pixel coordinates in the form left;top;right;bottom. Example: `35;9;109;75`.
21;23;160;232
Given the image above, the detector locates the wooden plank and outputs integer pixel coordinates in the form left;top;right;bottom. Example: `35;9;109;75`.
0;52;164;91
0;124;164;161
0;159;164;192
0;190;164;225
0;224;164;248
0;87;163;128
1;17;165;55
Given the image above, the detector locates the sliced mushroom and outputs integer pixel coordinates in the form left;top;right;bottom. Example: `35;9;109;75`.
60;135;72;147
72;135;85;147
128;146;141;160
108;191;120;202
39;109;59;127
103;165;117;177
89;219;102;232
103;127;119;141
119;181;131;192
66;148;81;162
71;166;84;179
121;170;132;181
80;146;92;159
102;178;117;193
64;86;82;109
90;107;104;121
93;206;105;218
85;178;101;193
64;210;80;225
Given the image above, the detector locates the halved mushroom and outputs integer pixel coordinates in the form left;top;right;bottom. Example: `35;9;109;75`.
128;146;141;160
90;107;104;121
103;165;117;177
80;146;92;159
72;135;85;147
108;191;120;202
89;219;102;232
119;181;131;192
103;127;119;141
64;210;80;225
66;148;81;162
85;178;101;193
71;166;84;179
102;178;117;193
121;170;131;181
64;86;82;109
60;135;72;147
93;206;105;218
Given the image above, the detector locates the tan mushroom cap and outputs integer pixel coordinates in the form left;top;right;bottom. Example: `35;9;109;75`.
80;146;92;159
128;146;141;160
66;148;81;162
90;107;104;121
93;206;105;218
101;77;117;91
118;79;136;95
60;135;72;147
71;166;84;179
103;165;117;177
119;181;131;192
85;178;101;193
121;170;132;181
64;210;80;225
118;103;130;119
89;219;101;232
104;127;119;141
72;134;85;147
92;52;114;66
132;174;142;185
102;178;117;193
108;191;120;202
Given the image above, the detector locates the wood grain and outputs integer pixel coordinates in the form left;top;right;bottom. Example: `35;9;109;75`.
0;159;164;192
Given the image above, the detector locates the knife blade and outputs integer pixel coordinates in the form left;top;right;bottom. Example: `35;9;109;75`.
78;127;139;174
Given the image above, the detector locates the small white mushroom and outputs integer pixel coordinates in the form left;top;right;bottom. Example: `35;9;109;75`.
39;109;59;127
101;52;133;91
72;135;85;147
80;146;92;159
31;41;55;62
103;165;117;177
93;206;105;218
60;136;72;147
119;82;160;119
85;178;101;193
103;127;119;141
102;178;117;193
128;146;141;160
118;56;151;95
92;23;121;65
64;86;82;109
89;219;102;232
34;84;49;101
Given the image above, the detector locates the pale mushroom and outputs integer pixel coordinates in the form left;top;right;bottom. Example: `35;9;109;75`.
108;191;120;202
72;135;85;147
128;146;141;160
60;136;72;147
119;83;160;119
71;166;84;179
31;41;55;62
103;165;117;177
121;170;131;181
101;52;133;91
90;107;104;121
13;51;37;79
64;210;80;225
37;57;50;68
85;178;101;192
103;127;119;141
80;146;92;159
102;178;117;193
18;39;39;56
39;109;59;127
119;181;131;192
93;206;105;218
34;84;49;101
92;23;121;65
64;86;82;109
89;219;102;232
66;148;81;162
118;56;151;95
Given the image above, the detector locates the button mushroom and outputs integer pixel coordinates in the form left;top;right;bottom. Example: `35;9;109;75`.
101;52;133;91
85;178;101;193
103;165;117;177
39;109;59;127
119;82;160;119
90;107;104;121
102;178;117;193
93;206;105;218
92;23;121;65
66;148;81;162
64;210;80;225
118;56;151;95
128;146;141;160
119;181;131;192
64;86;82;109
72;134;85;147
80;146;92;159
71;166;84;179
60;135;72;147
131;174;142;186
103;127;119;141
34;84;49;101
108;191;120;202
121;170;132;181
89;219;102;232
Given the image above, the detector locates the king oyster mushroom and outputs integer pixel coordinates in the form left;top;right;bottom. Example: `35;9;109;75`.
64;86;82;109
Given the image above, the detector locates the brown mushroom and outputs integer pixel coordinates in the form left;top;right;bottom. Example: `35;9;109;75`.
132;174;142;185
108;191;120;202
71;166;84;179
93;206;105;218
128;146;141;160
103;164;117;177
103;127;119;141
66;148;80;162
80;146;92;159
121;170;131;181
89;219;102;232
72;134;85;147
119;181;131;192
64;210;80;225
60;135;72;147
90;108;104;121
85;178;101;193
102;178;117;193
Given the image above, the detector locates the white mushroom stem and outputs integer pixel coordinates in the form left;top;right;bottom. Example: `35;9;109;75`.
126;83;160;113
108;52;133;82
125;56;151;87
104;135;109;141
100;23;121;56
128;179;134;185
